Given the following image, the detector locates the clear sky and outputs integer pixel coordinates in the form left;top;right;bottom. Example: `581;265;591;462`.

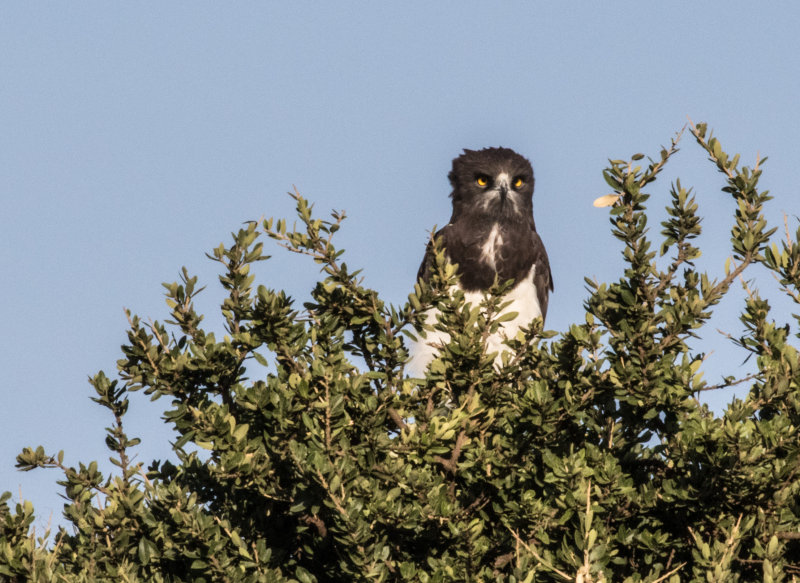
3;2;800;530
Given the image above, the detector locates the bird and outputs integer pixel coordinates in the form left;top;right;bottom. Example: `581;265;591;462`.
407;147;553;375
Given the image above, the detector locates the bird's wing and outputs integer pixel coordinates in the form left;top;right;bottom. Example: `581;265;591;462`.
530;229;553;323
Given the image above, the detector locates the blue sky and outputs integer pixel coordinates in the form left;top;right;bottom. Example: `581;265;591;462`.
3;3;800;530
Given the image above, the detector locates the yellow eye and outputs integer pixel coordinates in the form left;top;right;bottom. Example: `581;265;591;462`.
476;176;488;187
513;177;524;188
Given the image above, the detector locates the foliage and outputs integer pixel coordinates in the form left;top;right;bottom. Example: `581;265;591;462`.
3;123;800;581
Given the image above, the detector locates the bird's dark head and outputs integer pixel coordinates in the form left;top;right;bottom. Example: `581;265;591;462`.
448;147;534;220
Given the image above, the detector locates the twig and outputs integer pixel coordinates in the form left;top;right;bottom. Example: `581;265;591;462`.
638;126;685;188
387;407;408;432
579;481;595;582
315;469;350;521
506;526;572;581
693;373;761;393
651;562;687;583
323;379;332;449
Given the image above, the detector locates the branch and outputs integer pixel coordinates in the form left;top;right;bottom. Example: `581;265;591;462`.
300;514;328;538
434;431;468;474
693;372;761;393
387;407;408;432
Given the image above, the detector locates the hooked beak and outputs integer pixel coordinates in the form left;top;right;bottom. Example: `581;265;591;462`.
497;175;510;202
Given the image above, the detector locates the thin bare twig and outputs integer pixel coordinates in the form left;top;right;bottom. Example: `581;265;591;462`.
694;372;761;393
506;526;572;581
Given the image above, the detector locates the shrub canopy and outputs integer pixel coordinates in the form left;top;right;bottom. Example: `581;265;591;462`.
2;123;800;582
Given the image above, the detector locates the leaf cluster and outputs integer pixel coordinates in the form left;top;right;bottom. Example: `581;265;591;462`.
3;126;800;581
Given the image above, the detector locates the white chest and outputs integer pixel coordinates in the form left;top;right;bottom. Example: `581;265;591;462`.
406;266;542;376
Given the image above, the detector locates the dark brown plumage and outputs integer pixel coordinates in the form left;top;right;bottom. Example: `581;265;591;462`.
417;147;553;321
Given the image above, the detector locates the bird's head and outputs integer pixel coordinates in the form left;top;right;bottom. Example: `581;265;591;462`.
448;147;534;220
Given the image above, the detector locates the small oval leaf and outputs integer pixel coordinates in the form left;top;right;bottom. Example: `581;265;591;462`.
593;194;621;207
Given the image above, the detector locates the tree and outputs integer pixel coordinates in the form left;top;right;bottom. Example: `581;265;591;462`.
2;123;800;582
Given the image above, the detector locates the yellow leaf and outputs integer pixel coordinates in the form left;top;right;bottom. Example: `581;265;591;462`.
593;194;620;207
